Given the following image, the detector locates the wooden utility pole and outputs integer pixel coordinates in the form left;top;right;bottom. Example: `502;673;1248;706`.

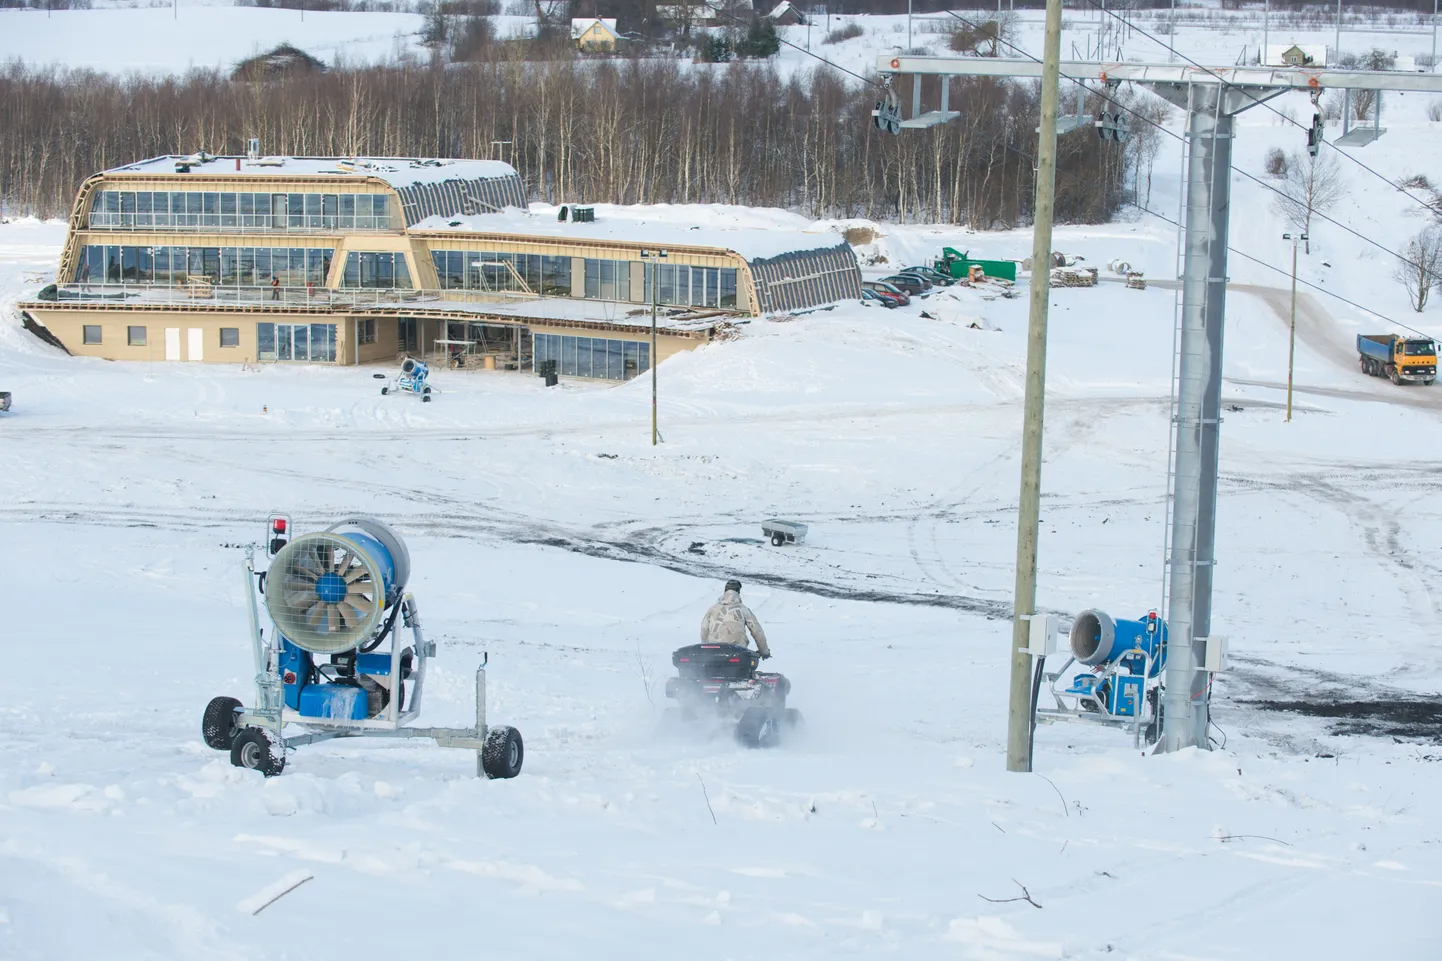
1284;232;1305;422
1006;0;1064;774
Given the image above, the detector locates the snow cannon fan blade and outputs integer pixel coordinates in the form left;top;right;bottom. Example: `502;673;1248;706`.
265;520;408;655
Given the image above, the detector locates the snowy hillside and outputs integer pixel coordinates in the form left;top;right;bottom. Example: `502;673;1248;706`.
3;186;1442;958
4;6;1442;957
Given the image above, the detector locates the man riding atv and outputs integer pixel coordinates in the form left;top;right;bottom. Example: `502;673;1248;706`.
668;579;797;747
700;579;770;659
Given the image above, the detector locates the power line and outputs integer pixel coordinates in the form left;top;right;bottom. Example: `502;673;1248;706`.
932;7;1435;278
1074;0;1441;219
714;11;880;87
1130;200;1432;338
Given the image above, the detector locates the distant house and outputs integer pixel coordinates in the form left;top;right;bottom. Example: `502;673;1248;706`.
764;0;805;25
657;0;725;28
1264;43;1326;67
571;18;621;52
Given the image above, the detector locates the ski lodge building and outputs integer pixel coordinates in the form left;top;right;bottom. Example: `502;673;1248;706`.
19;152;862;380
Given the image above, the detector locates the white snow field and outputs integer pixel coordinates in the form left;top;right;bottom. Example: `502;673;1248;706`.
3;187;1442;960
4;11;1442;952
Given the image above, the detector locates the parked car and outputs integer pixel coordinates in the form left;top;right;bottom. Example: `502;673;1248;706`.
900;265;953;286
862;280;910;306
881;273;929;296
861;288;900;308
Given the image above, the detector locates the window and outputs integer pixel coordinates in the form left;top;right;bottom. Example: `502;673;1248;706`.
127;326;146;346
83;325;101;345
220;327;240;348
358;318;377;345
532;333;647;381
584;258;631;301
341;252;412;288
257;322;276;359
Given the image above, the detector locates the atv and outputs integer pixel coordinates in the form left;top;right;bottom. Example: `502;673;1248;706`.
664;643;802;748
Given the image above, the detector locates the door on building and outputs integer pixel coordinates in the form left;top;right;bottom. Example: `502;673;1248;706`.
164;327;181;360
398;318;418;353
187;328;203;361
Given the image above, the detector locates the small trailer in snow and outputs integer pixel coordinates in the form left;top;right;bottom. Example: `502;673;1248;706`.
1357;334;1437;385
761;519;808;547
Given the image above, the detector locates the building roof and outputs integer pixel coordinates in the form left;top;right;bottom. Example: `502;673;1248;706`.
411;203;850;263
571;17;619;39
101;155;522;190
765;1;802;20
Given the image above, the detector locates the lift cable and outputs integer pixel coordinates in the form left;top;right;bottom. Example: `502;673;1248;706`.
931;7;1439;287
1074;0;1440;218
1130;200;1433;339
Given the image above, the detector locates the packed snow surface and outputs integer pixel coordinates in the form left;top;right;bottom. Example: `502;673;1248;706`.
4;8;1442;957
3;197;1441;958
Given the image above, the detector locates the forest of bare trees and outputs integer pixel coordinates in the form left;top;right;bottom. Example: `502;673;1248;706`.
0;58;1132;228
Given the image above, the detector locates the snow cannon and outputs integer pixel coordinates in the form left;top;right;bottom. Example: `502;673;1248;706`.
381;357;432;401
1069;609;1166;676
202;515;523;779
1036;608;1167;746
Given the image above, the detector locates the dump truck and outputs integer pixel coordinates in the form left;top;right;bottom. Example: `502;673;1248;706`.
1356;333;1437;385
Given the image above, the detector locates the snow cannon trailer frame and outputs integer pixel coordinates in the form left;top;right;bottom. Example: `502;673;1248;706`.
202;514;522;779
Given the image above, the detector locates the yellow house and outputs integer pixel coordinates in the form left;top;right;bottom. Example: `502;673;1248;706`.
16;151;863;379
571;17;620;52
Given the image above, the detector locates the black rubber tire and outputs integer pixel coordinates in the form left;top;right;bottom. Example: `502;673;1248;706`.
380;386;389;395
771;532;785;547
230;728;285;777
373;373;387;379
202;696;243;751
736;706;780;748
422;395;432;403
783;707;804;730
482;725;524;779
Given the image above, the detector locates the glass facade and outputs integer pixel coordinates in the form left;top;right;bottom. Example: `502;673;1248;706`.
75;244;333;286
584;259;632;301
533;333;648;381
257;322;337;362
643;264;738;309
88;190;395;231
341;252;412;289
430;250;571;295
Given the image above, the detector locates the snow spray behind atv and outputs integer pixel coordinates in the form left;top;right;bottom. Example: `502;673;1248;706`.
664;643;802;747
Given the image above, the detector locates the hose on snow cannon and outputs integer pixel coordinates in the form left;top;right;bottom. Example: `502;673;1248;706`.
1069;609;1167;676
265;517;412;655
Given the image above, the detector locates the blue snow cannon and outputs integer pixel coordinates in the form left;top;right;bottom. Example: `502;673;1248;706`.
1064;609;1167;718
381;357;433;402
265;519;412;721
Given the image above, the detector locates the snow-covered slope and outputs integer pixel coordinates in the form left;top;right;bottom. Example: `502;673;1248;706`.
2;203;1440;958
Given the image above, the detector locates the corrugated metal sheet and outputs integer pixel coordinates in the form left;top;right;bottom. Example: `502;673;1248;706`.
747;243;862;314
395;175;528;226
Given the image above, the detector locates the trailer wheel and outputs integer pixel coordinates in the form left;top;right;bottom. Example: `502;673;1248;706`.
230;728;285;777
202;696;243;751
381;386;389;395
771;532;785;547
482;726;524;779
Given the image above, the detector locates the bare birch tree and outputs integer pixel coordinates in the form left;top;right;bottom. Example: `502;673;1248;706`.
1395;228;1442;313
1272;149;1344;253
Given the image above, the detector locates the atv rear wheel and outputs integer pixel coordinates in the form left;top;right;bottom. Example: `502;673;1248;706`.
736;706;780;748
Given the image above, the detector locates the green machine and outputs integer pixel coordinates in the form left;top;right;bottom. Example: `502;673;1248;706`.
935;247;1018;283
